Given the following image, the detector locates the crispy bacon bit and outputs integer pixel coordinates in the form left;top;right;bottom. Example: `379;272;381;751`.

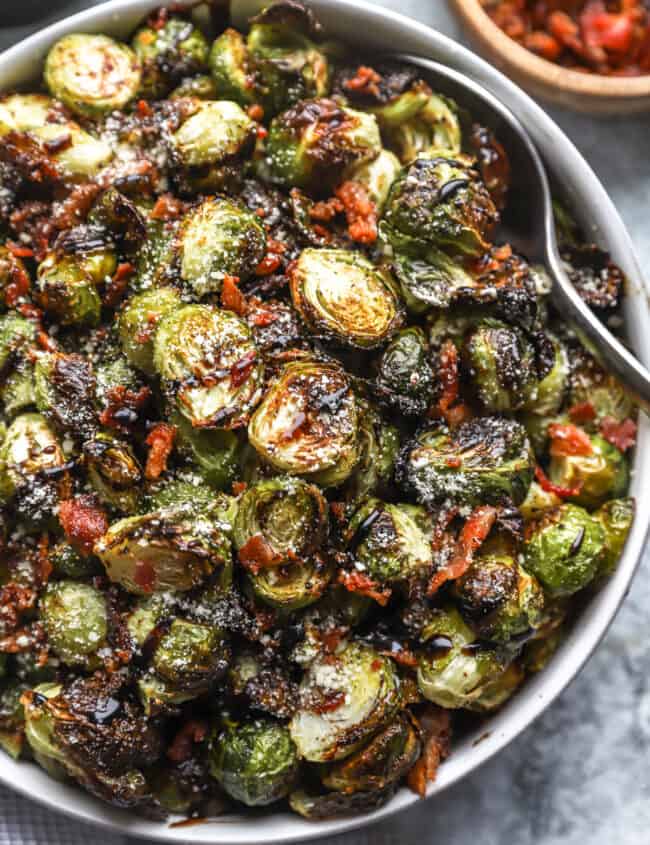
59;495;109;556
6;241;33;259
431;339;464;425
145;422;177;481
569;401;597;423
309;689;346;714
52;183;102;231
221;273;247;315
342;65;382;96
5;259;30;308
255;253;282;276
247;103;264;122
407;707;451;798
99;385;151;432
335;180;378;244
43;133;72;155
310;196;344;222
134;560;156;593
0;131;60;183
427;505;497;596
535;465;582;499
548;422;593;456
147;5;169;29
167;719;208;763
338;570;392;606
330;501;346;523
230;349;258;389
232;481;248;496
600;416;637;452
150;193;185;221
137;99;153;118
238;534;280;574
36;330;57;352
103;262;135;308
0;583;36;635
248;303;278;327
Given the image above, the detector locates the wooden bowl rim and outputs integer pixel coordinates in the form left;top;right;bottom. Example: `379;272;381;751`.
451;0;650;99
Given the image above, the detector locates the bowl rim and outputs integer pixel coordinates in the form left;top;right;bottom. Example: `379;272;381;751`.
450;0;650;99
0;1;649;843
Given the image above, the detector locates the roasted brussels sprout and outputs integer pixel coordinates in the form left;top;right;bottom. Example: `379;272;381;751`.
209;29;255;105
247;1;329;115
347;149;402;211
0;413;67;507
40;581;108;666
463;320;540;413
417;606;510;709
210;718;299;806
248;359;360;487
118;287;182;376
454;553;544;642
400;417;534;507
35;255;101;327
0;682;26;759
33;352;96;438
321;713;420;795
170;100;255;169
381;153;498;258
374;326;435;416
83;432;142;513
170;74;218;100
386;92;462;164
345;400;400;505
94;504;231;594
154;304;264;429
289;643;399;762
290;248;401;349
44;34;141;117
344;499;433;589
548;432;629;509
0;313;36;372
262;99;382;192
249;556;333;611
131;217;177;293
568;349;634;430
522;334;568;416
594;497;634;577
523;504;606;596
177;198;266;296
49;541;100;579
172;412;241;491
131;14;209;99
519;480;561;523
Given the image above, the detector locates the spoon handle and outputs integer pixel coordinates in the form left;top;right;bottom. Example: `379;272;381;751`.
547;244;650;417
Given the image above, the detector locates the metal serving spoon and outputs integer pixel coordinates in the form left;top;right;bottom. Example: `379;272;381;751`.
390;54;650;416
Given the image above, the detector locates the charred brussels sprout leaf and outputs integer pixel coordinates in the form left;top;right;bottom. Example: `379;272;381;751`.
375;326;435;416
94;505;231;595
381;153;498;258
170;100;255;168
548;433;629;509
523;504;605;596
417;605;510;710
289;248;402;349
210;718;299;806
41;581;108;666
83;432;143;513
595;497;634;576
177;198;266;296
400;417;534;507
345;499;433;588
248;359;360;487
289;643;399;762
263;98;381;191
33;352;96;438
209;29;256;106
118;287;182;376
131;15;208;99
44;34;141;117
154;304;263;430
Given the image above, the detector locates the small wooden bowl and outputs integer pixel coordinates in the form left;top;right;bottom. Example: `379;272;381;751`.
450;0;650;114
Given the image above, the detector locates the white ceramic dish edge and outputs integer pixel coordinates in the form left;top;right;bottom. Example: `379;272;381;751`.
0;2;648;842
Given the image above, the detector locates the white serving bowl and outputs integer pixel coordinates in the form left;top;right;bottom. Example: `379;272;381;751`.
0;1;648;842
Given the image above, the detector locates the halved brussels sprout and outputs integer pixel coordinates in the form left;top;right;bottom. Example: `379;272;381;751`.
463;320;540;413
248;360;360;487
118;287;182;376
345;400;400;505
522;334;568;416
33;351;96;437
417;605;509;709
83;432;142;513
344;498;433;589
262;99;381;192
375;326;435;417
0;313;36;371
289;642;400;762
548;433;629;509
210;718;299;806
247;1;329;116
131;15;209;99
594;497;634;577
400;417;534;507
209;29;255;106
151;618;228;691
321;713;420;795
289;248;402;349
0;94;113;178
469;661;525;713
0;413;66;506
454;553;545;643
385;92;462;164
154;304;264;430
519;480;561;523
172;412;241;491
44;34;141;117
177;198;266;296
249;556;333;611
35;255;101;327
94;504;231;595
568;349;634;430
346;149;401;211
131;217;177;293
40;581;108;666
381;153;498;258
523;504;606;596
170;100;255;168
